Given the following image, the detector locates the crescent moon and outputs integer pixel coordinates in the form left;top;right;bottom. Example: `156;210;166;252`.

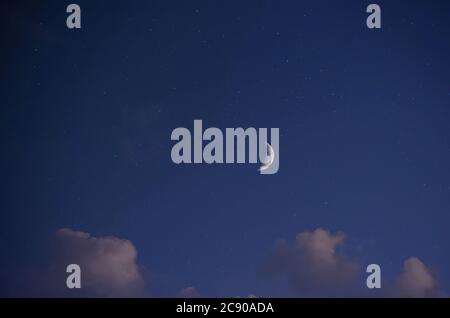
259;143;274;172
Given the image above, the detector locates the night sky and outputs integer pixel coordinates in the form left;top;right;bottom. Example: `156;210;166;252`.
1;0;449;297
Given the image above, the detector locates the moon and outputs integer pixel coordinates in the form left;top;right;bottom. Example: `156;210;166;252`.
259;143;275;172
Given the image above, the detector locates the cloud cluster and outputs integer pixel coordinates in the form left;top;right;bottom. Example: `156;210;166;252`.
15;227;441;298
262;228;441;297
54;228;145;297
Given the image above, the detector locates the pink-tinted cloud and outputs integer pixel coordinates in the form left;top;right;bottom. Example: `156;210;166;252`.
261;227;444;297
179;286;201;298
295;228;354;277
394;257;438;298
54;228;145;297
263;228;359;296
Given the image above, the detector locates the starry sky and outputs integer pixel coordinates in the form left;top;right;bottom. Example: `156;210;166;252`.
0;0;449;297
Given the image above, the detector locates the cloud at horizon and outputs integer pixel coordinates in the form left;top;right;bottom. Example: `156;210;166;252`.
53;228;146;297
260;228;442;297
4;227;442;298
394;257;439;298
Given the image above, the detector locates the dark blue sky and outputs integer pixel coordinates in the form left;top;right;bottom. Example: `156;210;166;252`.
1;0;449;297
